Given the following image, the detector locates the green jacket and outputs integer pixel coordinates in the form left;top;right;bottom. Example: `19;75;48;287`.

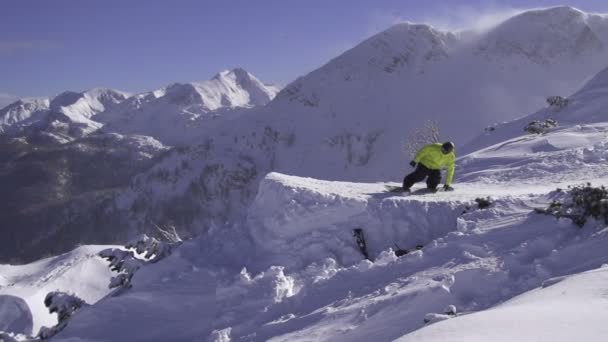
414;143;456;185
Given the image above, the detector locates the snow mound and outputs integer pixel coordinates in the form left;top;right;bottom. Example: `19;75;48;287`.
0;295;33;335
247;172;525;270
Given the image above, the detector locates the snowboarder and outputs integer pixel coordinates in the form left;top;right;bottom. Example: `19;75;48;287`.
402;142;455;193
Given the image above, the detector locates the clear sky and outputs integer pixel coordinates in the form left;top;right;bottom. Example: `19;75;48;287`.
2;0;608;101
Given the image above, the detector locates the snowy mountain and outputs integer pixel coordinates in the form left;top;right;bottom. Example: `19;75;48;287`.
109;6;608;244
3;6;608;264
0;98;50;134
0;88;130;144
476;6;608;63
5;7;608;340
0;68;277;263
96;68;281;145
0;69;278;145
5;106;608;340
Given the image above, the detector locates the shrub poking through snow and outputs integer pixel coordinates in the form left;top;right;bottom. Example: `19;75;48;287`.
524;119;558;134
534;184;608;227
37;292;88;339
404;120;441;158
546;95;569;109
461;197;493;214
475;197;493;209
99;234;180;289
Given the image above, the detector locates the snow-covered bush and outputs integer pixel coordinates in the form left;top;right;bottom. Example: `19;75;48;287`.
404;120;441;158
546;95;569;109
37;292;88;340
535;184;608;227
523;119;557;134
99;234;180;289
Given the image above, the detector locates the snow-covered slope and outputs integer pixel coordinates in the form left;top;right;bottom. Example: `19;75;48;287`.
50;159;608;341
464;64;608;154
96;68;281;145
396;267;608;342
6;80;608;339
6;8;608;340
0;246;115;334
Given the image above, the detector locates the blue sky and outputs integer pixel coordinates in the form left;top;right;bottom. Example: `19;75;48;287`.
2;0;608;100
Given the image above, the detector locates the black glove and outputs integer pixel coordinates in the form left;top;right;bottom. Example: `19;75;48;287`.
443;184;454;191
409;160;417;168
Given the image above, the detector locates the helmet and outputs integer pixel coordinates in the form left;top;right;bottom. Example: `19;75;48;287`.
441;141;454;154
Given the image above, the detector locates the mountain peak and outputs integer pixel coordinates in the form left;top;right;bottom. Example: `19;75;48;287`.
163;82;204;106
213;67;255;84
210;68;279;107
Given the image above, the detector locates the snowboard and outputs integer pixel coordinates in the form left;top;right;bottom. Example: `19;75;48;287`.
352;228;370;260
384;185;443;195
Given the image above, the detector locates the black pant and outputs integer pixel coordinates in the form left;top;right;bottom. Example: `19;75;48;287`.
403;163;441;190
